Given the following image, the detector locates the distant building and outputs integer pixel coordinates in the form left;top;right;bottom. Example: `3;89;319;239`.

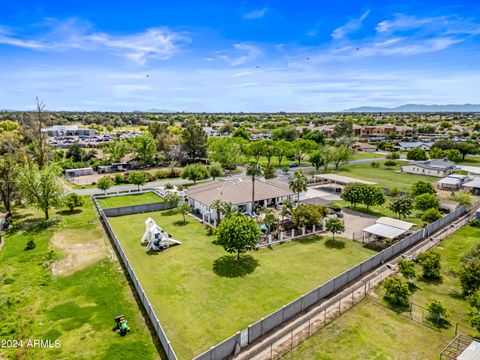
65;167;94;178
396;141;434;151
42;125;96;137
353;142;377;152
401;159;459;177
438;174;469;190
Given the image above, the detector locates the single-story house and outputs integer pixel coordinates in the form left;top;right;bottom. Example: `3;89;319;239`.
308;173;377;189
438;174;470;190
401;159;459;178
354;142;378;152
396;141;434;151
185;178;294;221
362;217;415;242
65;167;94;178
462;177;480;195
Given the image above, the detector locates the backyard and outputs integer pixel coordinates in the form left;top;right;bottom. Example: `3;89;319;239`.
96;192;163;209
0;198;160;360
282;225;480;359
107;211;377;359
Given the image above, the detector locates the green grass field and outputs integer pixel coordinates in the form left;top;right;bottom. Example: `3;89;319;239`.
283;225;480;359
351;152;384;160
0;198;160;360
334;161;437;191
107;211;377;359
96;192;163;209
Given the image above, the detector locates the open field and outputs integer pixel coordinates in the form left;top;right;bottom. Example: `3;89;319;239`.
0;198;160;360
282;225;480;360
351;152;385;160
96;192;163;208
107;211;377;359
333;161;438;191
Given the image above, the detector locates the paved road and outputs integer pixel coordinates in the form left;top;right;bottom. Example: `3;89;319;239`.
71;156;387;195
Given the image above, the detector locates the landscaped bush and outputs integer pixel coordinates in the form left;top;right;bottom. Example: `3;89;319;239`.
421;208;442;223
426;300;449;327
383;275;411;307
470;219;480;228
114;173;125;184
416;251;441;279
155;169;170;179
25;239;36;250
370;162;379;168
145;171;156;182
384;160;397;167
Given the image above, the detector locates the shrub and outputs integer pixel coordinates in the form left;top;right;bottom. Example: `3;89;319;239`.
25;239;36;250
155;169;170;179
426;300;448;326
386;152;400;160
114;173;125;184
411;181;436;196
416;251;441;279
3;277;14;285
414;193;439;211
398;259;416;281
458;245;480;295
471;314;480;331
421;208;442;223
65;193;85;212
384;160;397;167
145;172;156;182
370;162;379;168
470;220;480;228
389;187;400;197
383;276;411;307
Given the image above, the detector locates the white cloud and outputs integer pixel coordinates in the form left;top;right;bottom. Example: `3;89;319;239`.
217;43;262;66
0;18;190;64
332;10;370;39
244;8;268;20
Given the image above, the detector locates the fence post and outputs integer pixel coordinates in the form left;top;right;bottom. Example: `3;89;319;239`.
291;229;295;238
313;224;316;233
280;231;284;242
302;226;306;236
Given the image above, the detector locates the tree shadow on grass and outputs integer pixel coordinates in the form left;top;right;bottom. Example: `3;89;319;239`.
213;254;259;278
57;209;83;216
325;239;345;249
418;276;443;286
297;236;323;245
173;220;188;226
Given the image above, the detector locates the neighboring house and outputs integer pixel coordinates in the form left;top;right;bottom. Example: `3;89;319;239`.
396;142;434;151
360;124;412;138
438;174;470;190
353;142;378;152
463;177;480;195
65;167;94;178
362;217;415;242
401;159;459;177
185;178;294;221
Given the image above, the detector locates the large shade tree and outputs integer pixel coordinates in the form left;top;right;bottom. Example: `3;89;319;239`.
216;214;260;260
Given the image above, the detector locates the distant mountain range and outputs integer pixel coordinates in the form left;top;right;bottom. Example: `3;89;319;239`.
345;104;480;112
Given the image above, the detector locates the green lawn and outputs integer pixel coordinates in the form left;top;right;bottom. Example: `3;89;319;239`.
107;212;377;359
459;157;480;166
333;161;438;191
351;152;384;160
283;225;480;359
0;198;160;360
96;192;163;209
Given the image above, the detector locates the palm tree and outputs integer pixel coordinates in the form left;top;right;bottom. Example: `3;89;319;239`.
262;207;278;234
288;170;308;203
221;201;238;218
210;199;224;224
246;162;263;214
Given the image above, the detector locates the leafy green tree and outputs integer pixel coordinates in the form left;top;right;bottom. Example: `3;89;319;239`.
263;163;277;179
262;140;275;165
467;291;480;312
471;315;480;332
407;148;428;161
220;201;238;219
65;193;85;212
332;146;352;170
132;132;158;165
458;245;480;295
303;130;325;145
273;140;293;167
0;154;19;216
129;171;147;190
359;184;385;210
411;181;436;196
389;187;400;197
181;163;210;184
292;139;316;164
66;143;86;163
208;137;241;170
262;207;278;234
288;170;308;202
18;164;65;220
432;139;456;151
309;150;325;171
176;201;191;223
421;208;442;223
208;162;224;180
398;259;416;281
246;162;263;212
292;204;326;228
216;214;260;260
341;183;364;208
446;149;462;163
181;123;208;163
210;199;225;223
332;117;354;138
429;148;446;159
97;176;113;194
325;217;345;240
414;193;439;211
272;126;297;141
245;141;266;164
383;276;411;307
388;194;413;219
232;127;250;140
319;145;336;172
164;193;180;209
426;300;448;326
105;139;129;162
455;141;479;160
416;251;441;279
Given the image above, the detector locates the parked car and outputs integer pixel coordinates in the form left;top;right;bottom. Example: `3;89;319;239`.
289;163;300;168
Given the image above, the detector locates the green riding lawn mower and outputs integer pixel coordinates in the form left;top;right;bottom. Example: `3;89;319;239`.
114;315;130;336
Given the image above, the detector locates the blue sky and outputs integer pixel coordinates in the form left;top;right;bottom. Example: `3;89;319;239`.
1;0;480;111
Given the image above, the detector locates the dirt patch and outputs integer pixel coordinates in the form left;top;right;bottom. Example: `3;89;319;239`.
51;224;109;276
340;208;378;239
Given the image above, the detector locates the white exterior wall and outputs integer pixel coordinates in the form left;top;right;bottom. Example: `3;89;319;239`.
401;165;449;178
